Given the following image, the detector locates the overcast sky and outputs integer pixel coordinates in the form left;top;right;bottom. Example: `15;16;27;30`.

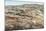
5;0;43;6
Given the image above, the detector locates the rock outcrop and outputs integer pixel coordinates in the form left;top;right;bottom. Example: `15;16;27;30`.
5;4;44;31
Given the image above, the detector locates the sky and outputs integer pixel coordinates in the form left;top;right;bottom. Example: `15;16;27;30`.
5;0;44;6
